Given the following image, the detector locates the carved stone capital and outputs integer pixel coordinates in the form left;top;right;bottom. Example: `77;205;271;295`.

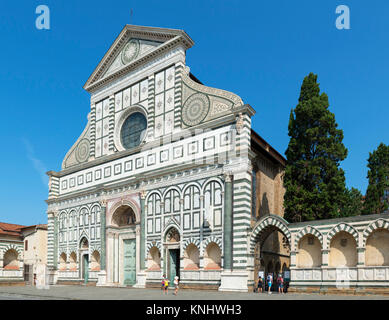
140;189;147;200
100;199;108;208
47;210;58;218
224;172;233;182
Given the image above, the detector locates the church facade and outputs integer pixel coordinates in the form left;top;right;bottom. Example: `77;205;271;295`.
46;25;389;294
45;25;286;291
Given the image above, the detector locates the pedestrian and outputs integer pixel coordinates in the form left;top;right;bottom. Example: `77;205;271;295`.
267;273;273;294
173;276;179;295
257;276;263;293
161;274;166;294
164;277;169;295
277;274;284;294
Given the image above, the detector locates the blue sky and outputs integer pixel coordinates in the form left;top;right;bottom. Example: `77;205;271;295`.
1;0;388;225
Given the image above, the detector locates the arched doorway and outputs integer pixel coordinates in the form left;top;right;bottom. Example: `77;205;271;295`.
79;237;89;283
250;215;291;292
108;203;138;286
164;227;180;286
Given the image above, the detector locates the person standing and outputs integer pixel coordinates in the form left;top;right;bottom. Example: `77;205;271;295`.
164;277;169;295
173;276;179;296
257;276;263;293
161;274;166;294
277;274;284;294
267;273;273;294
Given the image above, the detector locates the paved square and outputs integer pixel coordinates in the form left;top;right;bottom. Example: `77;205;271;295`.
0;285;388;300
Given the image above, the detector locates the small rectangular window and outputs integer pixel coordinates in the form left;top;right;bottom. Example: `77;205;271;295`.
25;240;28;251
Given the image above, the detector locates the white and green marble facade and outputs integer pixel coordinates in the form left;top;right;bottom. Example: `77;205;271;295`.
46;25;258;290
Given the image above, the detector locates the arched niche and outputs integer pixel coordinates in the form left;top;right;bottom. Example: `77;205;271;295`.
147;246;161;271
365;228;389;266
329;231;357;267
111;205;136;227
183;244;200;270
297;234;322;268
204;242;221;270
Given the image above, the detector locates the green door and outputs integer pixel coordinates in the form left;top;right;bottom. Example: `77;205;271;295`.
169;249;180;286
123;239;136;285
83;254;89;284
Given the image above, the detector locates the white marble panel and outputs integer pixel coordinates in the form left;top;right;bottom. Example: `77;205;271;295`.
140;79;148;101
165;88;174;112
154;115;164;137
131;83;140;105
95;102;103;121
155;92;164;116
102;98;110;118
95;120;102;139
165;66;175;90
155;70;165;94
123;88;131;109
102;117;110;137
102;136;109;156
95;138;102;158
164;111;174;135
115;92;122;112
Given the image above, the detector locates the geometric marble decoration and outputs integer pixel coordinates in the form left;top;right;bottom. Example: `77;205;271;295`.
182;93;210;126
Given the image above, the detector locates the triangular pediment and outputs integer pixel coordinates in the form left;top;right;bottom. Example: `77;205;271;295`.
83;25;194;92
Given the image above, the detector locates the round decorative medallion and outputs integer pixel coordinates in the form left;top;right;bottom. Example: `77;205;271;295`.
182;93;210;126
121;39;140;65
76;139;90;163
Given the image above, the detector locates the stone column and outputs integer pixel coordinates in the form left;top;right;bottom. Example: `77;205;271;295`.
134;190;147;288
321;249;329;267
357;247;365;267
97;200;107;286
140;190;146;270
100;200;107;270
53;214;58;269
223;173;233;270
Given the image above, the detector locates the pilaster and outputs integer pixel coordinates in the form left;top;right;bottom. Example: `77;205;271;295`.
223;173;233;270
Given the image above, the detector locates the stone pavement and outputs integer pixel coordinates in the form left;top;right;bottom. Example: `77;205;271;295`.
0;285;388;300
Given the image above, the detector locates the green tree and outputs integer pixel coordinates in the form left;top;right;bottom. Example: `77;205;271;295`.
284;73;348;222
363;143;389;214
340;187;363;217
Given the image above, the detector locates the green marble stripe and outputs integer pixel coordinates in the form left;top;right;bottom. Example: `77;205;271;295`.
223;179;233;269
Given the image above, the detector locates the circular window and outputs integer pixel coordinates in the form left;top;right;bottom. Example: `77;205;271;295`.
120;112;147;149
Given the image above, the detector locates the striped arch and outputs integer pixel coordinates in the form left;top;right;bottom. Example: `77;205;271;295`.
162;217;182;240
90;245;101;255
362;219;389;246
2;244;23;257
249;214;291;255
201;177;224;194
162;186;182;198
145;190;163;203
182;182;202;199
146;241;162;255
203;236;222;251
183;237;201;251
326;223;359;248
295;226;323;249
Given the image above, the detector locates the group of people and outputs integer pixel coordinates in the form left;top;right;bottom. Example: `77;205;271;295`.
161;274;180;295
257;273;286;294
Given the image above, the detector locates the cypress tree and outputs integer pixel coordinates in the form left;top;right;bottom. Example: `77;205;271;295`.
341;187;363;217
284;73;348;222
363;143;389;214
